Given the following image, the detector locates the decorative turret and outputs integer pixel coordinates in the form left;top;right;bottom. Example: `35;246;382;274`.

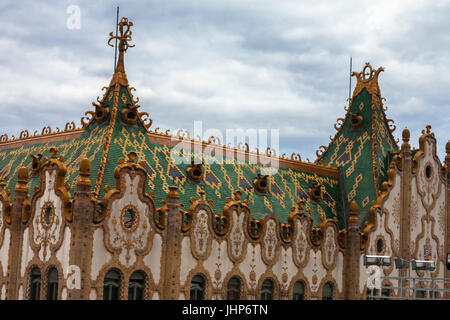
79;17;153;200
316;62;399;229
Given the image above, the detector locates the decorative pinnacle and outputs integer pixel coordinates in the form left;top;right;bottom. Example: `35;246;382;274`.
127;151;137;163
49;147;59;159
15;167;29;192
78;158;92;187
108;17;135;74
401;127;410;150
198;188;206;201
233;190;242;201
297;199;305;210
348;200;359;224
402;127;410;142
167;186;180;199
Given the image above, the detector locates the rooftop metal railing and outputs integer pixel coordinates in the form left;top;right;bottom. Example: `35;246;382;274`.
367;276;450;300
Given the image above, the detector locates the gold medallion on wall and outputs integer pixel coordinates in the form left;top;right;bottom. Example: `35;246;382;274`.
119;204;140;234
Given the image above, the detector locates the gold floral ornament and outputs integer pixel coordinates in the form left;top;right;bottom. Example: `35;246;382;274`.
154;200;168;230
108;17;135;86
248;218;263;240
183;188;214;233
280;200;310;243
280;223;293;243
0;180;12;224
29;153;43;173
308;182;322;202
349;112;363;128
253;173;269;193
186;160;204;183
121;102;139;124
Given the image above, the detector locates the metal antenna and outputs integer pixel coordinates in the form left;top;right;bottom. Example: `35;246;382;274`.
114;6;119;72
348;56;352;106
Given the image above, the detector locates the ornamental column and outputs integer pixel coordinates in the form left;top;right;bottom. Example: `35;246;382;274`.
399;128;412;283
67;159;95;300
161;186;182;300
7;167;29;300
343;201;361;300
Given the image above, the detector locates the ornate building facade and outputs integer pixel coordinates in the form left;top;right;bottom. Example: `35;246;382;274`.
0;18;448;300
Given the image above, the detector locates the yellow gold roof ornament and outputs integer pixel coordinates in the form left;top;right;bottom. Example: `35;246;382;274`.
351;62;384;97
108;17;135;86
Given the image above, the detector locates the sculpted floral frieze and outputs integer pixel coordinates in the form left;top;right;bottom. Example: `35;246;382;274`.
322;224;337;269
292;217;310;267
228;209;246;262
191;209;211;259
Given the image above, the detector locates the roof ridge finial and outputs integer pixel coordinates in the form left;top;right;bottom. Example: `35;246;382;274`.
108;17;135;86
351;62;384;98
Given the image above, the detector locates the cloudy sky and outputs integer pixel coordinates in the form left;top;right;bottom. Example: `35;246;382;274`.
0;0;449;161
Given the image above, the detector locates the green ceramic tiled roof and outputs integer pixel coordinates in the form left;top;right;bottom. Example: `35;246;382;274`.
0;80;345;229
317;65;399;227
101;83;345;228
0;122;110;198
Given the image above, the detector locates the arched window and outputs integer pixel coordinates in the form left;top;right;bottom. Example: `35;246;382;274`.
226;277;241;300
376;238;384;253
429;289;437;299
415;289;426;299
103;270;121;300
128;271;145;300
29;267;41;300
322;282;333;300
366;287;378;300
381;288;390;300
190;275;205;300
293;281;305;300
46;267;58;300
261;278;274;300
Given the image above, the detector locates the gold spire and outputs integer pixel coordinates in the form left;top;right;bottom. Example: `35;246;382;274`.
108;17;135;86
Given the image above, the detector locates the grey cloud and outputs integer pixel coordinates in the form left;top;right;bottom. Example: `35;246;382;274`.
0;0;448;162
